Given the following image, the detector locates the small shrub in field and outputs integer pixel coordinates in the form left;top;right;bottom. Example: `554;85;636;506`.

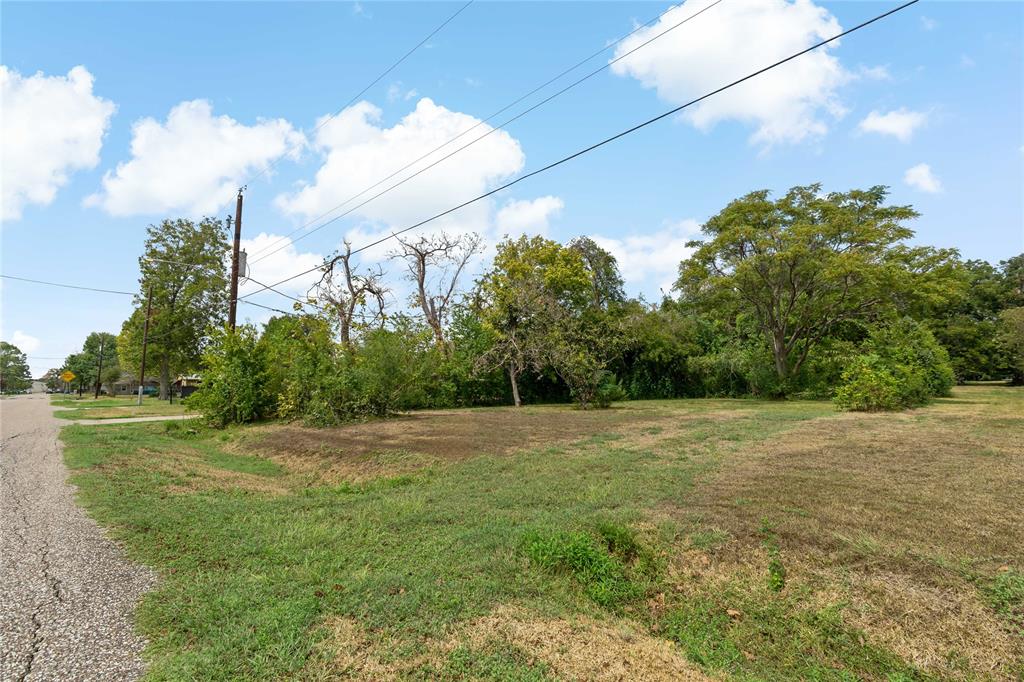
190;325;272;427
523;529;640;608
866;317;955;398
833;354;910;411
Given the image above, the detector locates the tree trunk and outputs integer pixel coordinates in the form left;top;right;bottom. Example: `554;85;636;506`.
509;365;522;407
159;355;170;400
770;330;789;381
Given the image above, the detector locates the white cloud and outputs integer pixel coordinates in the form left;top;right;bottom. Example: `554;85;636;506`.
920;16;938;31
610;0;849;147
857;108;927;142
495;196;564;237
387;82;419;103
238;232;327;302
959;54;976;69
275;98;524;233
857;65;891;81
904;163;942;193
352;2;370;18
11;330;40;354
592;219;701;298
1;65;115;221
86;99;305;217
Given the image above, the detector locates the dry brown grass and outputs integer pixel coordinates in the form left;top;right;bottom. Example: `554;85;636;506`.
241;403;680;483
667;385;1024;680
308;606;715;681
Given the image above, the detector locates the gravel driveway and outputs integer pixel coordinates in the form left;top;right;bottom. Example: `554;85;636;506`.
0;393;156;681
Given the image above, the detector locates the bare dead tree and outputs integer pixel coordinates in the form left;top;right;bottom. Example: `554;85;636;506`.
309;241;388;350
390;231;483;353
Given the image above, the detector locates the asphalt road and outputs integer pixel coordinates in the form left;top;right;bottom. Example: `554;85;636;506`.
0;393;156;681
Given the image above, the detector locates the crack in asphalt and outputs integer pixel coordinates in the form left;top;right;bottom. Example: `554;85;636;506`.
1;393;157;681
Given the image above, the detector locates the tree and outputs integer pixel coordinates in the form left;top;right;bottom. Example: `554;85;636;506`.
569;236;626;309
0;342;31;393
190;326;271;426
119;218;229;398
390;231;482;352
81;332;119;397
998;307;1024;384
676;184;960;392
309;241;388;351
477;235;591;406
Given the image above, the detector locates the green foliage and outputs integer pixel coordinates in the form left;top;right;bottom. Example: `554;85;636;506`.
352;319;438;416
677;184;960;392
523;528;641;609
662;596;926;680
190;325;272;427
866;318;954;398
835;319;954;412
0;341;32;392
118;217;230;396
440;645;551;681
984;569;1024;635
999;307;1024;384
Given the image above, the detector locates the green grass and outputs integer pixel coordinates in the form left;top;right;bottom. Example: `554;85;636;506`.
58;392;1020;680
52;395;190;420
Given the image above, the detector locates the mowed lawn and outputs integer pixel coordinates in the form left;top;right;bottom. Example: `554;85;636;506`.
61;386;1023;681
52;394;192;420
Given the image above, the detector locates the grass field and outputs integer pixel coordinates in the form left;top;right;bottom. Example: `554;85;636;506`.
51;394;191;420
61;386;1023;681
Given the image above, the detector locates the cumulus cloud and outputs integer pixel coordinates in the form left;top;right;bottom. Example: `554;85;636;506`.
275;98;524;234
904;163;942;193
592;219;701;298
858;108;927;142
238;232;327;302
1;65;115;221
610;0;849;147
495;196;564;237
11;330;40;354
86;100;305;217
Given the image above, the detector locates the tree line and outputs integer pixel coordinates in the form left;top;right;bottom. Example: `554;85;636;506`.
37;183;1023;419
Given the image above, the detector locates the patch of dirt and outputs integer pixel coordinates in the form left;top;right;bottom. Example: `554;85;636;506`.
243;404;682;483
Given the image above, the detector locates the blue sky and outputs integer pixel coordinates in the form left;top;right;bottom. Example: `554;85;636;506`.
2;0;1022;378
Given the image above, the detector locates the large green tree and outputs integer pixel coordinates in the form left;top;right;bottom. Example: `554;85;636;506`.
0;342;32;392
676;184;962;391
476;235;591;406
118;217;229;398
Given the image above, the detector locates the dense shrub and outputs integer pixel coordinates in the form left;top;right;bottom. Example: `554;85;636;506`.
866;317;954;397
189;325;271;426
834;319;955;412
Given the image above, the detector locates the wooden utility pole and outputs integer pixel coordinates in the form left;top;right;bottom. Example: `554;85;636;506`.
228;188;244;330
137;285;153;406
93;336;105;399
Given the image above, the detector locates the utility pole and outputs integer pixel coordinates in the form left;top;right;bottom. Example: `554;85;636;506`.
93;336;105;399
228;188;245;330
137;285;153;406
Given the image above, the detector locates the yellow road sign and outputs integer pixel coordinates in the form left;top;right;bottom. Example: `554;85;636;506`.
60;370;76;383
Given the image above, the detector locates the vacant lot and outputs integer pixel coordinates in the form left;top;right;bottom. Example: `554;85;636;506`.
62;386;1023;680
52;394;191;420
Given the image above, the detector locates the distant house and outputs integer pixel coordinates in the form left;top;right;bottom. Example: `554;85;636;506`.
111;373;159;396
175;375;202;399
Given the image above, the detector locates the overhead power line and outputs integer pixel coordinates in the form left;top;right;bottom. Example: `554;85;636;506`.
212;0;476;218
1;274;134;296
243;0;920;300
248;0;723;263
